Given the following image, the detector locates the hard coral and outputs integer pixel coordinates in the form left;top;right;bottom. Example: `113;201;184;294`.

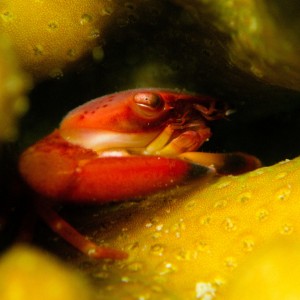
0;0;118;80
67;156;300;298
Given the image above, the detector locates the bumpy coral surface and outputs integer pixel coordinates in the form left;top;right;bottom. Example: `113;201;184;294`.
57;156;300;299
0;0;118;80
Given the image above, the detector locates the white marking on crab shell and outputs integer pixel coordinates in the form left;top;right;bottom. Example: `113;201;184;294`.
60;128;159;153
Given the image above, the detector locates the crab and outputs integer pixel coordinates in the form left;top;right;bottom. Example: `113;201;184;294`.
19;88;261;259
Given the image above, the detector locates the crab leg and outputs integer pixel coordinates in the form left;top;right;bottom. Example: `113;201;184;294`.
179;152;262;175
144;124;175;154
157;130;211;156
35;201;128;259
144;124;211;156
145;125;261;174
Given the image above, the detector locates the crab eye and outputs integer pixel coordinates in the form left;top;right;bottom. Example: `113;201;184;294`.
133;92;163;109
132;92;164;118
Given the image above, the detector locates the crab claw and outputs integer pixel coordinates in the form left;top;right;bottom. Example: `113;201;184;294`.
19;131;213;203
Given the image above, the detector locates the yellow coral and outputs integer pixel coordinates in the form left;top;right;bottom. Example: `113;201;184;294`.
223;239;300;299
66;156;300;298
0;0;117;80
0;245;94;300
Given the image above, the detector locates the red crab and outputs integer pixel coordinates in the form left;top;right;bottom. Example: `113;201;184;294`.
19;88;261;259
